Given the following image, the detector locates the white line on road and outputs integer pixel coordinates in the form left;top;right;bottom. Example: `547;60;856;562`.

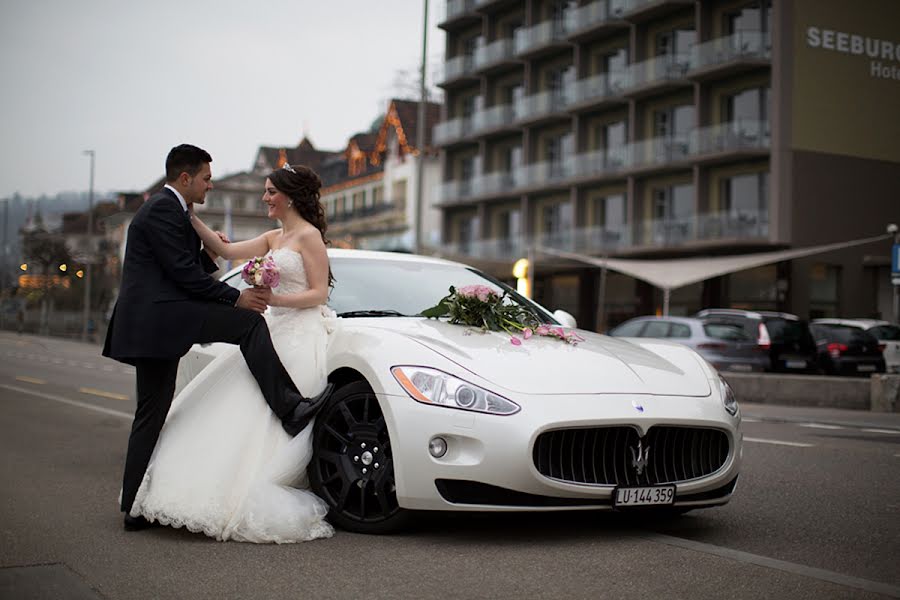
744;437;814;448
741;418;760;422
862;428;900;435
0;383;132;420
798;423;844;430
643;533;900;598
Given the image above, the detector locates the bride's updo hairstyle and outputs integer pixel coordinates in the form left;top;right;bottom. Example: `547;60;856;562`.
268;164;335;287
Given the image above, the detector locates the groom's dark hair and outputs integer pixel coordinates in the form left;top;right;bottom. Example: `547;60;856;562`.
165;144;212;182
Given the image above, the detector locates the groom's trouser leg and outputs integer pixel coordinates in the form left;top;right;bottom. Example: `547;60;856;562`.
195;303;302;418
121;358;179;513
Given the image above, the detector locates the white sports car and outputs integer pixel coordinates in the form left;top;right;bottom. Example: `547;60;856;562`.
177;249;742;533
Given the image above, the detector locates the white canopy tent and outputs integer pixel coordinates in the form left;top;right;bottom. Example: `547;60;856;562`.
535;233;892;316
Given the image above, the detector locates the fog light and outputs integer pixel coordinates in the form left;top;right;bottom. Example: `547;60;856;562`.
429;436;448;458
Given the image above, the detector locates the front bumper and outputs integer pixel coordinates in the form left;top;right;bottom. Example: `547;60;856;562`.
383;390;742;512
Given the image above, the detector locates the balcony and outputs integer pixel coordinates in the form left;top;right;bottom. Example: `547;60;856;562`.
437;178;479;205
565;1;628;41
690;120;770;163
515;158;575;190
439;0;479;29
474;38;518;73
565;72;629;112
689;31;771;80
621;53;691;98
514;20;570;58
329;203;402;225
571;147;630;181
438;54;478;87
629;135;692;171
443;236;525;262
471;103;519;135
537;224;633;253
697;210;769;242
514;89;570;125
433;117;474;146
610;0;694;23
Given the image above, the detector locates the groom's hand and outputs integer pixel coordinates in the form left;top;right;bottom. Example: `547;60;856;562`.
236;288;271;313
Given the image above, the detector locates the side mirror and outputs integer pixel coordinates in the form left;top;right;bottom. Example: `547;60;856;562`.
553;309;577;329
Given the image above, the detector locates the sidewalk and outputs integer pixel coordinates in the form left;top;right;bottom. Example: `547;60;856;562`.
741;402;900;431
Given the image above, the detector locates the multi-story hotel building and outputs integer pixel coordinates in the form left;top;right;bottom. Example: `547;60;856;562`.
435;0;899;330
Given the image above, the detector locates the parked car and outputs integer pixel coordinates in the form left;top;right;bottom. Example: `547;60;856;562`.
608;316;769;372
176;250;742;533
811;319;900;374
809;322;887;376
694;309;818;373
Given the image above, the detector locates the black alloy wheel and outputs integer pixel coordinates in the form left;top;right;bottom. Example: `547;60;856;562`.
309;381;409;534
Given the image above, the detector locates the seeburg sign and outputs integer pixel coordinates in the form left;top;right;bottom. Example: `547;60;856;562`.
806;27;900;81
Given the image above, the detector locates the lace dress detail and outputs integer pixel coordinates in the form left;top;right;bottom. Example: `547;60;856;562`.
130;248;335;543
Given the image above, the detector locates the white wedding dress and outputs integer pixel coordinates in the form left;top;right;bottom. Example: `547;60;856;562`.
129;248;335;543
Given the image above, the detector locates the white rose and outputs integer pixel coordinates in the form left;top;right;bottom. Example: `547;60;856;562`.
254;271;263;285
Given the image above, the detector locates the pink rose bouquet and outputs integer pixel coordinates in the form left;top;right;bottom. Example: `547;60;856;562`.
241;255;280;288
421;285;583;346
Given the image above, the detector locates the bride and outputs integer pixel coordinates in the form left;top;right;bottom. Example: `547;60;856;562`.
128;164;335;543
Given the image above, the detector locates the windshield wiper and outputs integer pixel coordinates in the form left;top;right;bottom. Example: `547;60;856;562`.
337;310;412;318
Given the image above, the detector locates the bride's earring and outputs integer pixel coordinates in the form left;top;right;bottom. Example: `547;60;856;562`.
287;201;293;208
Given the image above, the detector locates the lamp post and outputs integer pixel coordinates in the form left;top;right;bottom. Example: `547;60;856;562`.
82;150;95;341
889;223;899;324
413;0;429;255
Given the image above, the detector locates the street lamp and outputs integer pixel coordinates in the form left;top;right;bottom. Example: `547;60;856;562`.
82;150;95;341
413;0;429;255
889;223;899;324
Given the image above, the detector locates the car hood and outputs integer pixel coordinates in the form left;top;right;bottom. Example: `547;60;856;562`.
351;318;711;397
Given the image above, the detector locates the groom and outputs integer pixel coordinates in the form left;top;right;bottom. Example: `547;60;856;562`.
103;144;332;531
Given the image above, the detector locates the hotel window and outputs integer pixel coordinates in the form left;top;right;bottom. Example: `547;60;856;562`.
545;133;573;177
654;105;695;138
726;1;772;34
550;1;577;33
372;187;384;206
651;184;694;243
498;208;521;253
594;194;626;229
721;172;769;238
655;28;695;57
353;191;366;211
326;199;337;219
342;195;352;215
725;87;770;133
542;201;573;237
458;214;481;252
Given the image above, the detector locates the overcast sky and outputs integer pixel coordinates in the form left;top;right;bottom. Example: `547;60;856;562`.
0;0;445;198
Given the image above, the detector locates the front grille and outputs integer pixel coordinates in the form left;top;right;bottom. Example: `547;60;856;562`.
533;426;730;486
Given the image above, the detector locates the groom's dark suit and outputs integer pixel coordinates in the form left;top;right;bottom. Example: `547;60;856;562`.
103;186;305;514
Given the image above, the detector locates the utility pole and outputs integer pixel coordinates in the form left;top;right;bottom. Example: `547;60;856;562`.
82;150;95;342
414;0;429;255
890;223;899;324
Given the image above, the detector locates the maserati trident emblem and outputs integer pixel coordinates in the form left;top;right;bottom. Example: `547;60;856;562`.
630;439;650;475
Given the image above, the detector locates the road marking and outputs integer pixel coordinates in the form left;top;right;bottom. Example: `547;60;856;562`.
862;428;899;435
742;418;760;423
0;384;131;420
798;423;843;430
79;387;129;401
15;376;46;385
643;533;900;598
744;437;814;448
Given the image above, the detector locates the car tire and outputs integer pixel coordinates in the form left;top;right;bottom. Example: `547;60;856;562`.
309;381;411;534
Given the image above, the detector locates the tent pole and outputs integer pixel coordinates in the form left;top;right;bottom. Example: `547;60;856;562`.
597;253;608;331
663;288;670;316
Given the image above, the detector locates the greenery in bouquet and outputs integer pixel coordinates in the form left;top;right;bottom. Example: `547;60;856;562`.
420;284;583;346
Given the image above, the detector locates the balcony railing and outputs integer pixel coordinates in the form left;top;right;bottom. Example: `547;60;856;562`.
433;117;473;145
565;1;617;36
691;120;770;156
515;158;575;188
472;103;518;134
438;178;478;204
690;31;771;71
474;38;517;70
566;71;629;107
443;236;525;261
515;89;569;122
537;224;633;253
629;135;692;169
611;0;693;19
439;54;476;84
697;210;769;241
514;20;569;55
443;0;476;22
572;147;630;179
622;53;690;92
329;203;401;224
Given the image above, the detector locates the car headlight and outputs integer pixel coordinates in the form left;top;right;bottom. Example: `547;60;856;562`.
719;375;739;416
391;366;520;416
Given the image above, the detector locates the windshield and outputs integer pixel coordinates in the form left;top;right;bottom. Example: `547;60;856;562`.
222;255;558;323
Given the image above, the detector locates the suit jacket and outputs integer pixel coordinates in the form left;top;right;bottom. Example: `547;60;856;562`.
103;188;239;364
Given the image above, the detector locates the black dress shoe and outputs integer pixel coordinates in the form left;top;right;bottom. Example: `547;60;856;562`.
123;514;156;531
282;383;334;436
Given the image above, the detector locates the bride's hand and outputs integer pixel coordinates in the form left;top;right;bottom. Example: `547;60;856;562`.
215;231;231;244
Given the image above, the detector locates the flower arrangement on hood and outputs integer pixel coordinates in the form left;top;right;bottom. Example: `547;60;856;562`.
420;284;583;346
241;255;280;288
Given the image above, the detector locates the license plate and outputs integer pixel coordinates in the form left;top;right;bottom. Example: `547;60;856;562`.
614;485;675;507
857;364;876;372
785;360;806;369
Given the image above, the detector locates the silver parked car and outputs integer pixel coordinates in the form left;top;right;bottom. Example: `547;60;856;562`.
608;316;770;372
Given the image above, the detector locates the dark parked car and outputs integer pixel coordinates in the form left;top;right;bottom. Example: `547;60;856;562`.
608;316;770;372
808;323;886;376
694;309;818;373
